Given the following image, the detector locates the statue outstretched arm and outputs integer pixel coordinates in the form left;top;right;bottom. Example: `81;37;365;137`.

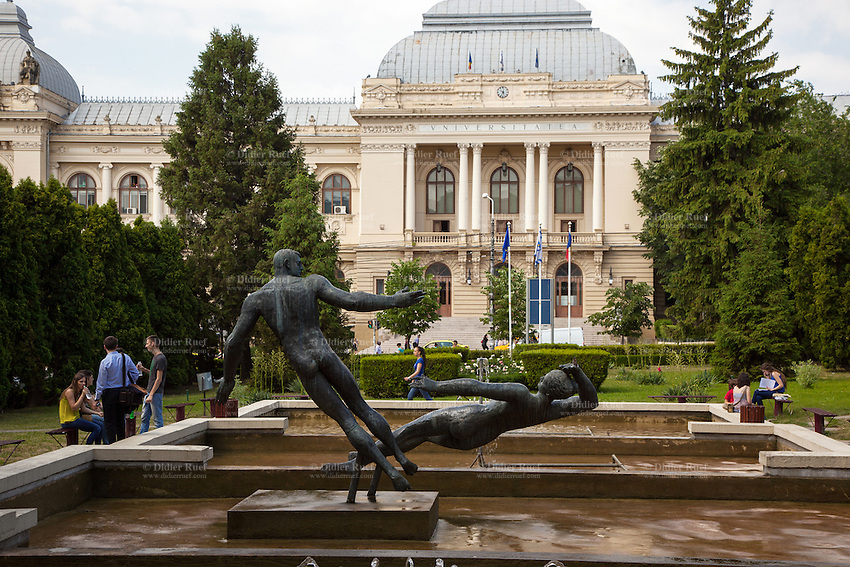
549;364;599;417
216;294;262;403
313;275;424;312
413;376;530;403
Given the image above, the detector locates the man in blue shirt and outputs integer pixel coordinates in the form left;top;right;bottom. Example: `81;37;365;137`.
96;336;140;443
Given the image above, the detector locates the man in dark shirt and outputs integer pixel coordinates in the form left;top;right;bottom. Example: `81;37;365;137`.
137;335;166;433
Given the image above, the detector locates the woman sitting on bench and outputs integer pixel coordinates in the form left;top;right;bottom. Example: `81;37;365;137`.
59;371;104;445
752;363;786;406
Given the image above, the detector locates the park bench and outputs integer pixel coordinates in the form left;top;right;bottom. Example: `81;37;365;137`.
648;395;716;403
772;395;793;416
802;407;837;434
0;439;23;465
46;427;80;446
165;402;195;422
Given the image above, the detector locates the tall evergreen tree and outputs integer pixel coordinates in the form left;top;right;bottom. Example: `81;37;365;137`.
713;224;799;373
128;217;201;385
0;168;48;408
83;201;151;363
264;173;353;356
159;26;301;344
788;197;850;368
634;0;798;337
16;178;98;399
378;260;441;347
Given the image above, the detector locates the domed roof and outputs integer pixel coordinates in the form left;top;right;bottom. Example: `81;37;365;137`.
377;0;636;83
0;1;81;104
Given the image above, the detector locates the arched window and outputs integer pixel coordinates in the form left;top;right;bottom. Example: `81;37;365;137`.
68;173;96;209
555;263;583;317
554;165;584;214
426;167;455;214
323;174;351;214
490;166;519;214
425;262;452;317
119;174;148;214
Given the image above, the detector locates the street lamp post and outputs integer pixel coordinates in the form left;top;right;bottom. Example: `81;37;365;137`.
482;193;495;326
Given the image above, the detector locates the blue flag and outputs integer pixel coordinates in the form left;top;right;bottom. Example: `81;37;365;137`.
535;48;539;70
534;226;543;265
502;223;510;262
565;231;572;261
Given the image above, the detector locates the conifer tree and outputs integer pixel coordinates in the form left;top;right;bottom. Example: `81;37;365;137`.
128;217;201;384
16;178;98;398
159;26;301;341
83;201;151;363
634;0;798;337
713;224;799;373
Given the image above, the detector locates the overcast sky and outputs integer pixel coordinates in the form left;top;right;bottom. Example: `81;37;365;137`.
22;0;850;101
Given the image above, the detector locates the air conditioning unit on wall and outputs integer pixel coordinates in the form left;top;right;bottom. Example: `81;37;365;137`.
333;205;347;215
125;208;138;215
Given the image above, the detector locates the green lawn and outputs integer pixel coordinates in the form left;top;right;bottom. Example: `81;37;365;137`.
2;367;848;466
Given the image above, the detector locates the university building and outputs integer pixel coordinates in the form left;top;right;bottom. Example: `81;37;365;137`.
0;0;680;347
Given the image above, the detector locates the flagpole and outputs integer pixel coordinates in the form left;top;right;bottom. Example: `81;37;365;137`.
507;221;512;356
538;224;542;344
567;221;572;342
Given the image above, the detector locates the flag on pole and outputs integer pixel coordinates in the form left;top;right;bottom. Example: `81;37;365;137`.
468;51;472;71
534;226;543;265
565;231;572;261
502;223;510;262
499;50;504;72
535;48;539;70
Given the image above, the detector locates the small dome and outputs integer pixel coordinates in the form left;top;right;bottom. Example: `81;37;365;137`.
0;1;81;104
378;0;636;84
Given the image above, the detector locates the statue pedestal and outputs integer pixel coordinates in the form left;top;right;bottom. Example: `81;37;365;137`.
227;489;439;540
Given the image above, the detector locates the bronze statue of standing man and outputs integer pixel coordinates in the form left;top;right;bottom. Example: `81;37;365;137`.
217;249;423;491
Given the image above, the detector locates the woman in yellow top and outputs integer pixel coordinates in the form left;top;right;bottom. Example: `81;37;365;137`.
59;371;104;444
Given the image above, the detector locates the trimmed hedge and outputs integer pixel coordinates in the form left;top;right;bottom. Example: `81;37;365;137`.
360;353;462;398
517;348;610;391
423;346;471;362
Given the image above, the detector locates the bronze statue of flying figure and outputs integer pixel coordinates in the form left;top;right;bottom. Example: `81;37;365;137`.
326;363;599;500
217;249;424;494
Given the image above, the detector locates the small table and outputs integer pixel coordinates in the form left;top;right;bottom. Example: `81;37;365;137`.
165;402;195;422
0;439;23;465
648;395;716;403
802;407;837;434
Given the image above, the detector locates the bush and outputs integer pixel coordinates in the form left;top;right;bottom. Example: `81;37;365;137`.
517;349;610;391
360;353;462;398
791;360;824;389
662;370;713;396
636;368;665;385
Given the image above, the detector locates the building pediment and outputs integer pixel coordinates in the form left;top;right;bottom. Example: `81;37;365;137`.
362;81;401;109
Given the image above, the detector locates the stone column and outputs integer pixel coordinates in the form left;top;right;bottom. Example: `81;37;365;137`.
471;143;483;232
537;143;550;232
99;163;113;206
593;142;604;232
149;163;163;224
405;144;416;233
524;142;536;232
457;143;469;233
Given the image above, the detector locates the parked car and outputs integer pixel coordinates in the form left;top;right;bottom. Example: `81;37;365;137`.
423;340;468;349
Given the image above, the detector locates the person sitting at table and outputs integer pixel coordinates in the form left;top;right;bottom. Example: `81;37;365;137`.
59;371;104;444
752;363;786;406
732;371;752;412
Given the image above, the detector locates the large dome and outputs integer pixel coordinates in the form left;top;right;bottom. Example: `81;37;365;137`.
0;1;81;104
377;0;636;84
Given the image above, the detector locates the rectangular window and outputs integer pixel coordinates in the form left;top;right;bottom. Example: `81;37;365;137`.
433;220;450;232
561;220;578;232
375;278;385;295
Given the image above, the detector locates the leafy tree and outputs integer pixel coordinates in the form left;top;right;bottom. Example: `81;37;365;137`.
128;217;201;385
264;173;353;357
586;282;653;345
82;201;151;364
788;196;850;368
0;168;48;408
15;178;98;401
378;259;440;346
159;26;302;345
713;224;799;373
634;0;799;337
480;265;527;342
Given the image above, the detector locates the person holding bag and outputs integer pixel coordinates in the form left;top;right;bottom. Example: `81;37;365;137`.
95;336;141;444
404;346;433;401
